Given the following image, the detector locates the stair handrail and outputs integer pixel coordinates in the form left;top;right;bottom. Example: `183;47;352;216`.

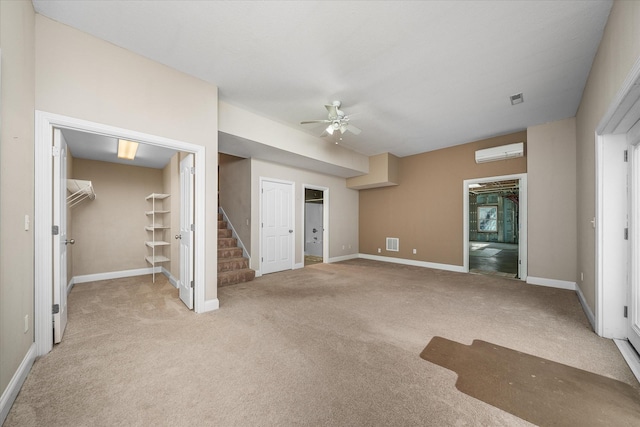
219;207;250;261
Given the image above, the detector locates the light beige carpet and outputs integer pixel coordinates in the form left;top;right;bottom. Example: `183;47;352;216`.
5;259;638;426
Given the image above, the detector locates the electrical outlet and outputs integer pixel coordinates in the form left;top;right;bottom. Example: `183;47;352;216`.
342;245;345;250
377;248;381;253
581;272;584;281
413;249;417;254
24;315;29;333
24;215;30;231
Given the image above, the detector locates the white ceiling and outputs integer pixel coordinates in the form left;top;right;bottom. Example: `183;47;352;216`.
33;0;612;160
62;128;176;169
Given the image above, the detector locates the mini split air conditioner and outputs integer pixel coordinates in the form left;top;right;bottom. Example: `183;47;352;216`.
475;142;524;164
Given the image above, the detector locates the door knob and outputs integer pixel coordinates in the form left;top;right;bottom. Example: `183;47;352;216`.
64;239;75;245
289;230;293;233
175;235;182;239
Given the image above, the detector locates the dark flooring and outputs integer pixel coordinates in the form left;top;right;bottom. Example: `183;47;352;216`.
469;241;519;278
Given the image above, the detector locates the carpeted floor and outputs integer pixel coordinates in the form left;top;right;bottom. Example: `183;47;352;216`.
5;259;638;426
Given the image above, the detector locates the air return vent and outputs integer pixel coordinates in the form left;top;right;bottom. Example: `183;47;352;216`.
386;237;399;252
510;92;524;105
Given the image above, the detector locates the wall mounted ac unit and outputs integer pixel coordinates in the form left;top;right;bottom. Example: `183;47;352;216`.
475;142;524;163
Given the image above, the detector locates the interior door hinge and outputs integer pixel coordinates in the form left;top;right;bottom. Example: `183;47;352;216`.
190;280;194;289
52;225;59;235
624;227;629;240
52;304;60;314
190;224;194;231
624;150;629;162
190;166;195;174
624;306;628;318
51;146;60;157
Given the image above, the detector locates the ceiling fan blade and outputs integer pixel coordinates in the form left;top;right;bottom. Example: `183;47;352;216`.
300;120;331;125
347;124;362;135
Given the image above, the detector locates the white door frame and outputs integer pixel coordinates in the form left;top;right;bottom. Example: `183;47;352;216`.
462;173;528;280
35;111;207;356
258;177;295;275
595;57;640;338
302;184;329;264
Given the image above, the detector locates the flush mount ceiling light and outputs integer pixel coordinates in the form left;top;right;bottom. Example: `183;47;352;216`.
117;139;139;160
510;92;524;105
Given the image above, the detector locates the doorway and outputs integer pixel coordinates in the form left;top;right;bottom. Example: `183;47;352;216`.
304;186;327;266
593;58;640;380
463;173;528;280
468;179;520;278
35;111;207;356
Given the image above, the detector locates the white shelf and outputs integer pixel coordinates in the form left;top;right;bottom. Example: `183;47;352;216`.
145;255;170;264
146;193;170;201
145;241;170;248
145;192;171;282
145;225;170;231
145;210;170;215
67;179;96;208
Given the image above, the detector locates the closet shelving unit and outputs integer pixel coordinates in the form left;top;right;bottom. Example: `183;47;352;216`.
145;193;170;282
66;179;96;207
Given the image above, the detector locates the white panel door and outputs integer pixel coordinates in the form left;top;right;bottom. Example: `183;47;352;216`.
261;180;294;274
53;128;68;343
178;154;194;309
629;144;640;351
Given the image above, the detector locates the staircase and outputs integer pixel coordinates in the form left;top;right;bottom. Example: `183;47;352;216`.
218;213;255;287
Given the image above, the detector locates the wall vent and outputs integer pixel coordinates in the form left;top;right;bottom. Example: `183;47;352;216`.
386;237;399;252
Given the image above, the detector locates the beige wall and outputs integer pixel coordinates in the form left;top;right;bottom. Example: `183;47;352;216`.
251;159;359;269
219;153;252;250
360;132;527;266
71;159;164;276
0;0;35;398
576;0;640;312
527;118;577;282
35;15;219;300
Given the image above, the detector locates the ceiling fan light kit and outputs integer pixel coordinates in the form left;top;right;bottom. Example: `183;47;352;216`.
301;100;362;139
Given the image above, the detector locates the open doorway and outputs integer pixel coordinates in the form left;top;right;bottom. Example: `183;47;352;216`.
303;185;329;266
468;179;520;278
463;173;528;281
35;111;207;356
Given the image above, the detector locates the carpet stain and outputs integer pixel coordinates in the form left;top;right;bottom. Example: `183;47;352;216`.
420;336;640;426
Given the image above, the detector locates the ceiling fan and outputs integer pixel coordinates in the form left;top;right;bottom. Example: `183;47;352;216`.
300;101;361;137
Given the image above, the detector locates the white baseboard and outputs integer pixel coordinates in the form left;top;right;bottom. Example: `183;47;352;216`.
575;284;596;331
72;267;160;284
0;343;36;425
526;276;577;291
66;277;75;295
358;253;466;273
161;267;178;288
203;298;220;312
614;339;640;384
294;262;304;270
328;254;359;263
